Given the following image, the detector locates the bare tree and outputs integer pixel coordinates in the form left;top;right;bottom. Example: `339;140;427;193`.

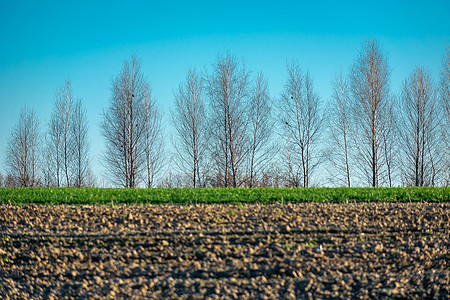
381;102;397;187
0;172;4;188
4;175;17;188
56;79;73;186
440;47;450;185
326;70;352;187
71;99;91;187
205;52;249;187
48;79;74;187
442;47;450;121
282;133;301;187
279;61;323;187
260;161;283;187
399;67;441;186
143;89;164;188
350;39;392;187
101;55;162;188
5;106;40;187
171;68;206;188
48;108;63;186
42;136;55;187
247;72;276;187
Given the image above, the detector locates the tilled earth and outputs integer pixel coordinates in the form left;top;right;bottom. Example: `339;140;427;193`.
0;203;449;299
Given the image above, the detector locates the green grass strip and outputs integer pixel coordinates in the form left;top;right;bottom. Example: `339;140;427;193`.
0;187;448;205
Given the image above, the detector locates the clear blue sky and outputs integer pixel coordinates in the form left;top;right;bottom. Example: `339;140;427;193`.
1;0;449;183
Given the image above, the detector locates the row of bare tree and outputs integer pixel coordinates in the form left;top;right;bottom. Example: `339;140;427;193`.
168;41;449;188
326;40;449;187
45;80;92;187
1;40;449;188
3;80;93;187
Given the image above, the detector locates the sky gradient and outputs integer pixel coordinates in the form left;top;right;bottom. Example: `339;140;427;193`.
1;0;449;183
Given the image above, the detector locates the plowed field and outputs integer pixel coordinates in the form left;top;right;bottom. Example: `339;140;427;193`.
1;203;449;299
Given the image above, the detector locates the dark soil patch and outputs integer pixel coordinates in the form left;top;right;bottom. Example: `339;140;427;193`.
0;203;449;299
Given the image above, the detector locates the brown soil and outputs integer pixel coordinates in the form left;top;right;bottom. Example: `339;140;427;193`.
0;203;449;299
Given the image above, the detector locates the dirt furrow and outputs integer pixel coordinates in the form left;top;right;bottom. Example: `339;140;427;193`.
0;203;449;299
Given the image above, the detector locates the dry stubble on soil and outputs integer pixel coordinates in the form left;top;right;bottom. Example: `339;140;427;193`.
0;202;449;299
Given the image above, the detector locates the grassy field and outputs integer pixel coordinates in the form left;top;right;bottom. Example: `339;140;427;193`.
0;186;448;205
